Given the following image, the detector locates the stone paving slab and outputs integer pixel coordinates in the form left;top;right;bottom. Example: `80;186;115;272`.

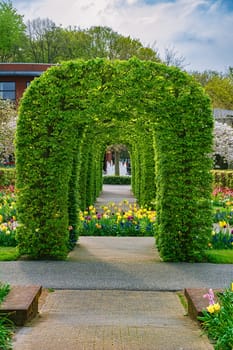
13;290;213;350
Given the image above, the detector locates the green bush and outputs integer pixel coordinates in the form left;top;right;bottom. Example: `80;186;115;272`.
103;176;131;185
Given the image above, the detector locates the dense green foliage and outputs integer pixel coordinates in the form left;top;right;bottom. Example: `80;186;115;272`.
0;0;26;62
15;58;213;261
192;69;233;109
103;176;131;185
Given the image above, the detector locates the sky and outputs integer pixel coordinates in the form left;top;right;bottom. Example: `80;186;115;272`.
11;0;233;72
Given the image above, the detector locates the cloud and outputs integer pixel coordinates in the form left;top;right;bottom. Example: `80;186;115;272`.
11;0;233;72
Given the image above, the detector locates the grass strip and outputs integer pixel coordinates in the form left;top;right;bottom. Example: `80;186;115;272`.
204;249;233;263
0;247;20;261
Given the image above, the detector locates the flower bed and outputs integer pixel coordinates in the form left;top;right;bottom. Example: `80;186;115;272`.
211;187;233;250
198;283;233;350
0;185;233;246
0;186;17;247
78;201;156;236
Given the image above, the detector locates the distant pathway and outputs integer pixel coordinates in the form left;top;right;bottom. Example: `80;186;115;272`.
94;184;136;211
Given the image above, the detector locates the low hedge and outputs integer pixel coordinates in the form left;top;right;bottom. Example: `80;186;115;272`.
1;169;233;189
0;167;16;187
103;176;131;185
212;170;233;188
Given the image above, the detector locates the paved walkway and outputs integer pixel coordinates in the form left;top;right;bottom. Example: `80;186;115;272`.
2;185;231;349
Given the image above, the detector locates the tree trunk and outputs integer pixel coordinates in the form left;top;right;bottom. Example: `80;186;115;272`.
115;150;120;176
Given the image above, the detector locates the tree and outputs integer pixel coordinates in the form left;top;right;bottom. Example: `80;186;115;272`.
0;0;26;61
23;22;160;63
205;76;233;109
84;26;159;61
26;18;64;63
191;70;233;109
162;46;187;68
0;98;17;163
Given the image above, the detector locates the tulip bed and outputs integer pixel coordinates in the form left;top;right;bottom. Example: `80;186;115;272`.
78;201;156;236
0;186;233;249
211;187;233;249
0;186;17;247
198;283;233;350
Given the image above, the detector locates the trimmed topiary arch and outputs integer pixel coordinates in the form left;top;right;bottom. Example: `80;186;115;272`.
15;58;213;261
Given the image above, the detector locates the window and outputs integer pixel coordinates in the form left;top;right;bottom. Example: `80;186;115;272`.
0;82;16;100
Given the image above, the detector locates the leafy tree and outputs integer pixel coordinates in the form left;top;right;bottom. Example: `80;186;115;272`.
26;18;64;62
0;0;26;61
191;70;220;86
56;27;92;61
205;76;233;109
24;22;160;63
0;98;17;162
191;70;233;109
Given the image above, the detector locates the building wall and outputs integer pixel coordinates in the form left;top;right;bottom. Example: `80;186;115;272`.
0;63;53;104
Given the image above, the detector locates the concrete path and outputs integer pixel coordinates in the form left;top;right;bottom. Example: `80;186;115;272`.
0;237;232;290
94;184;136;212
2;185;231;349
13;289;213;350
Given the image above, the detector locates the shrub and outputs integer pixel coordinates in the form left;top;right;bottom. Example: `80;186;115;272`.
103;176;131;185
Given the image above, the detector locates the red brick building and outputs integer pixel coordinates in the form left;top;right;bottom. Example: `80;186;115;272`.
0;63;53;104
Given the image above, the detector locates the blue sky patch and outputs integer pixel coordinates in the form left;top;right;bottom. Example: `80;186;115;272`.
221;0;233;11
143;0;175;4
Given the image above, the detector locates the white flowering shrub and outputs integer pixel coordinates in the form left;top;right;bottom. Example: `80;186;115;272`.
213;121;233;168
0;99;17;163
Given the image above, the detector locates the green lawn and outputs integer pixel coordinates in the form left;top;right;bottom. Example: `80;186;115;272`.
0;246;232;263
204;249;233;263
0;247;20;261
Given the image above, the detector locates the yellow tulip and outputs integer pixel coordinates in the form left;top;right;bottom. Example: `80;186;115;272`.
206;304;215;313
214;303;221;311
219;221;227;228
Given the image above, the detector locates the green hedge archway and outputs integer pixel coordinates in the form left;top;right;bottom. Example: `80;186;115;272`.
15;58;213;261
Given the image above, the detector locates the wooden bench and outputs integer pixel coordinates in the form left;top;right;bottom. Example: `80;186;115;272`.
0;285;42;326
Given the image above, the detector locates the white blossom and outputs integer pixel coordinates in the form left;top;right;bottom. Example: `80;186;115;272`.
213;121;233;167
